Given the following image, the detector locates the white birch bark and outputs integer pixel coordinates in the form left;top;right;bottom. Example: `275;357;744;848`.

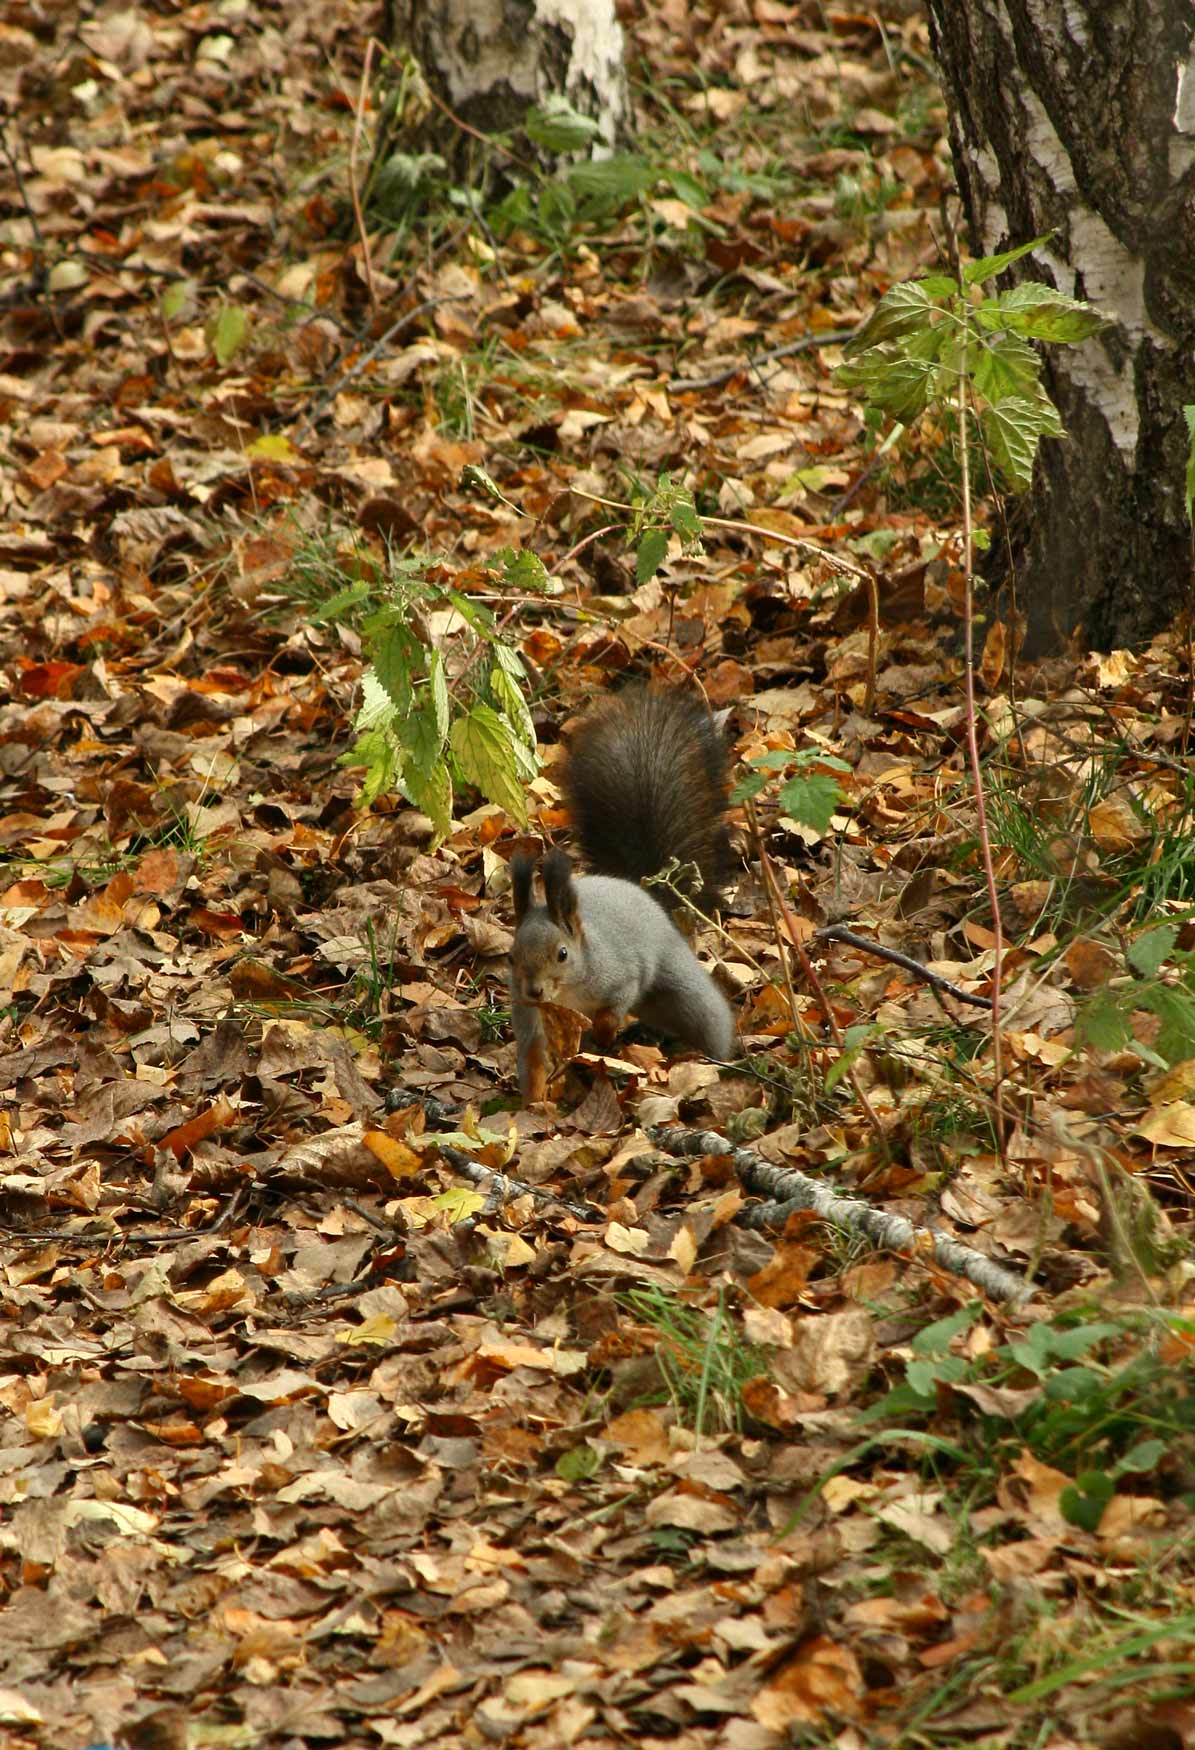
925;0;1195;653
387;0;627;160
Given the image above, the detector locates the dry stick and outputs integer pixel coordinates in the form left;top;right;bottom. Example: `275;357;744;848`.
813;925;993;1011
956;327;1006;1153
556;523;623;571
438;1142;603;1226
348;37;379;313
420;78;539;177
0;113;45;257
670;328;856;393
705;512;870;581
567;487;870;582
863;567;879;717
383;1090;602;1224
747;799;889;1155
1185;518;1195;758
647;1125;1031;1305
0;1188;245;1249
391;1093;1026;1300
827;448;884;519
293;293;470;436
750;798;812;1053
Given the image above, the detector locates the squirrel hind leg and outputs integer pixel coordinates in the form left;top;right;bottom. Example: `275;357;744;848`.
637;976;735;1064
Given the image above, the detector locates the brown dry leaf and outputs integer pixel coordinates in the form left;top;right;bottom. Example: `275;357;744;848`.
754;1637;865;1727
1134;1101;1195;1147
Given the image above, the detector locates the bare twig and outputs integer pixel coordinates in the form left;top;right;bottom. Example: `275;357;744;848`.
648;1124;1032;1304
749;800;890;1156
567;486;870;581
670;328;856;393
349;38;380;312
945;211;1006;1153
292;293;469;435
814;924;994;1011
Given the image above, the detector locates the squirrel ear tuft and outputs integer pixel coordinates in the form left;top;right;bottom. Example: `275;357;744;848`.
541;848;580;934
511;851;537;924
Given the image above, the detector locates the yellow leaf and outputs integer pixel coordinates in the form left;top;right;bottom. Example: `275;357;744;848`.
1135;1102;1195;1147
364;1130;424;1180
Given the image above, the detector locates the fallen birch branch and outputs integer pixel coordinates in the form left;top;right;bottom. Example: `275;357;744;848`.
648;1124;1032;1305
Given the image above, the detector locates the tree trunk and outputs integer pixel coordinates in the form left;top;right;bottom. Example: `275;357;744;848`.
382;0;628;182
924;0;1195;655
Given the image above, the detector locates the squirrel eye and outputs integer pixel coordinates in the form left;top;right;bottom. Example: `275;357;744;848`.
556;944;568;963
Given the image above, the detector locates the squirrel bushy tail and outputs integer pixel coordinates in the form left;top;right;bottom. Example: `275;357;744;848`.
564;688;730;906
509;686;735;1104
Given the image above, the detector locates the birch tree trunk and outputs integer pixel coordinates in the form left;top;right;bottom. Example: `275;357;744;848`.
924;0;1195;655
382;0;628;180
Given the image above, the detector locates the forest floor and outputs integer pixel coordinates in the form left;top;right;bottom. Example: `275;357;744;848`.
1;1;1194;1747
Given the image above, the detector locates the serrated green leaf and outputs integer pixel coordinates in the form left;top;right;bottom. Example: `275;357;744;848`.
537;180;576;232
568;154;657;202
793;748;853;773
970;330;1043;404
979;282;1108;344
556;1443;601;1482
836;349;938;421
405;691;446;779
912;1304;982;1354
354;668;397;732
728;771;768;803
916;274;961;301
979;393;1063;492
498;548;552;593
1183;405;1195;520
1114;1438;1166;1476
450;704;528;823
524;98;601;153
402;750;453;844
426;647;449;742
826;1021;881;1092
342;726;400;808
636;526;669;583
665;169;706;209
1143;981;1195;1067
374;623;420;713
778;771;844;835
1075;991;1131;1054
447;590;497;637
312;578;374;627
668;492;703;541
962;233;1052;285
491;640;526;681
842;279;940;353
489;660;537;761
1060;1473;1113;1532
460;464;523;513
1128;926;1178;978
209;303;249;365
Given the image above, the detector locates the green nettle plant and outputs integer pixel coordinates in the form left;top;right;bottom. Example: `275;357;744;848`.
321;546;548;843
731;747;851;840
627;471;705;583
835;237;1108;1135
835;234;1108;499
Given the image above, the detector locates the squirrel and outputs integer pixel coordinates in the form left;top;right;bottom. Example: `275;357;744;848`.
509;688;735;1103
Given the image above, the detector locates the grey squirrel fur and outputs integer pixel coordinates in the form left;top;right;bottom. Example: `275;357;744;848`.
509;689;734;1103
